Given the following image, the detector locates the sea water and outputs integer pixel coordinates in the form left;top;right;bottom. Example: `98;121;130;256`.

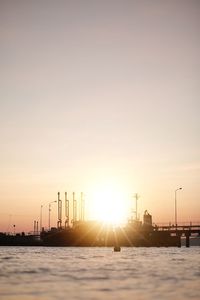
0;247;199;300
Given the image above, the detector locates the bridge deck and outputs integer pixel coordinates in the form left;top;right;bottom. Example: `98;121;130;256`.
153;224;200;235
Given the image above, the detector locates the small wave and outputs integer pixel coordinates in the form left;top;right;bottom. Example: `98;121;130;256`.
82;276;109;281
0;273;9;278
38;267;51;272
23;270;38;274
98;288;112;292
15;269;38;274
160;276;178;282
171;258;185;261
75;256;87;260
92;255;104;258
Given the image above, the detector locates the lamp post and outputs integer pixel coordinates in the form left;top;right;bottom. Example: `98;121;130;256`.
40;205;43;233
13;224;16;235
49;201;57;230
175;187;182;228
135;193;139;221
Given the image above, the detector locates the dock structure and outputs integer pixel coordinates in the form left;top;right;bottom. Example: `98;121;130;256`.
50;195;200;247
1;191;199;247
153;224;200;247
0;222;199;247
39;220;200;247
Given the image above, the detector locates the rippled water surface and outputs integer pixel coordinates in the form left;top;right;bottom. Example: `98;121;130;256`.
0;247;199;300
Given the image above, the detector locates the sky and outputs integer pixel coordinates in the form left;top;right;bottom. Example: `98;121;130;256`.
0;0;200;232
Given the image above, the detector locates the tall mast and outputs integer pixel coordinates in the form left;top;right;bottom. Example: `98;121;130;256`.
73;192;77;225
65;192;69;228
57;192;62;229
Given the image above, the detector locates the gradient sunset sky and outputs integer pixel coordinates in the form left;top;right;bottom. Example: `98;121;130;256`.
0;0;199;232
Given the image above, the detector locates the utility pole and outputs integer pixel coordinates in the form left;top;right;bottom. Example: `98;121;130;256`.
40;205;43;232
134;193;140;220
49;200;57;230
175;187;182;228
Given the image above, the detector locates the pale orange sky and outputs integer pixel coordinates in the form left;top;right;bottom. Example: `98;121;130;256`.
0;0;200;232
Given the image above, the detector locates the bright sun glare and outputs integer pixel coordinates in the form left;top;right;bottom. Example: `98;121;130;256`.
88;181;130;226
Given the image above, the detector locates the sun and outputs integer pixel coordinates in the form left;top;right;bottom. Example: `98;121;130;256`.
88;181;130;226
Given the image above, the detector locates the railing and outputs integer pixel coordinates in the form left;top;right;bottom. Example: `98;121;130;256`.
154;221;200;227
153;224;200;234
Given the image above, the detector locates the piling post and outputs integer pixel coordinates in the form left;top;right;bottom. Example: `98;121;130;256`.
177;234;181;248
186;233;190;248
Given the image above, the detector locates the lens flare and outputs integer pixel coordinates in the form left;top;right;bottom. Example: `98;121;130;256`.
88;181;130;225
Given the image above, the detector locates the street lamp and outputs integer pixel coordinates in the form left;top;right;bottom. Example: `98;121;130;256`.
13;224;16;235
40;205;43;232
175;187;182;228
49;201;57;230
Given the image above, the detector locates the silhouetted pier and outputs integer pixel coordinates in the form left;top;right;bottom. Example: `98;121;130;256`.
153;224;200;247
